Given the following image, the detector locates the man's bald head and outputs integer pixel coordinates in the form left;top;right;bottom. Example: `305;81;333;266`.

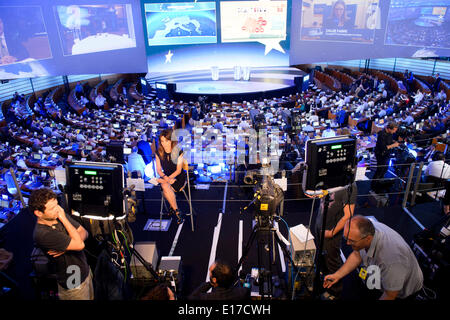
344;215;375;251
348;215;375;237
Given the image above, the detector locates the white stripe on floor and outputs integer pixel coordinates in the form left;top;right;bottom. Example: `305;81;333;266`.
402;207;426;231
206;181;228;283
168;222;184;256
238;219;243;274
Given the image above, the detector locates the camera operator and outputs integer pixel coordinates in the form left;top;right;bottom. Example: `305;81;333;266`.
392;127;415;177
188;260;250;300
29;187;93;300
371;122;399;194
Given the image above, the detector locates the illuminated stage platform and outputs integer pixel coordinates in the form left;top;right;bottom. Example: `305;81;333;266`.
146;66;306;102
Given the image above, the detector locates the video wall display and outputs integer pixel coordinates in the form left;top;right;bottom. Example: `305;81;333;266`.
143;0;290;75
0;0;147;80
385;0;450;49
300;0;380;44
220;1;287;43
0;6;52;67
145;2;217;46
1;0;449;80
290;0;450;65
54;4;137;56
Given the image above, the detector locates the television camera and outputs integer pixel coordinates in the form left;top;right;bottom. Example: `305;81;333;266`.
253;113;267;131
237;166;297;299
242;168;284;227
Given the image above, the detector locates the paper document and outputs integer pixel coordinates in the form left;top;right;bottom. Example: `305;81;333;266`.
355;166;368;181
54;167;66;186
126;178;145;192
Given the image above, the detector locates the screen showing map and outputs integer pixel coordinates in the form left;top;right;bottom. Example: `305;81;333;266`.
220;0;287;43
145;2;217;46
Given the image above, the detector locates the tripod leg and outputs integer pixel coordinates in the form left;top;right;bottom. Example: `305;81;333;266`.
235;226;258;278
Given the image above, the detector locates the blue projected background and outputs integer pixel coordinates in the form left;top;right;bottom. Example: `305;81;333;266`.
1;0;450;80
143;0;291;76
145;2;217;46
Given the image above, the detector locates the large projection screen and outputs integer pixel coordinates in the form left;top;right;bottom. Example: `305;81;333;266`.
0;0;147;80
290;0;450;65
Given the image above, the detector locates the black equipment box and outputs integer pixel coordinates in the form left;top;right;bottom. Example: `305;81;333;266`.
66;162;124;218
303;136;357;190
412;227;450;299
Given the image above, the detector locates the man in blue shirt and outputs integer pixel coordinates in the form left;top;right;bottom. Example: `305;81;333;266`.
137;134;152;164
127;146;147;178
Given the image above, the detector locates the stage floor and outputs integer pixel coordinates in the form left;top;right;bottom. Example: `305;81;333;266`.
175;80;293;94
146;66;306;96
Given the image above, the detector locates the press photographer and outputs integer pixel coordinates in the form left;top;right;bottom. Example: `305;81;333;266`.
371;122;400;194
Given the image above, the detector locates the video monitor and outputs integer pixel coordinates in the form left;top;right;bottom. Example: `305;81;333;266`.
33;153;42;160
144;2;217;46
300;0;379;44
54;4;137;56
1;195;9;209
156;82;167;90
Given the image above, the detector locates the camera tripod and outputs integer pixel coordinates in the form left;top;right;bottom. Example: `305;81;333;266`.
235;216;298;299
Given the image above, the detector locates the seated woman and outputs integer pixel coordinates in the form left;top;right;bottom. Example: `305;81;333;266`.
155;129;186;224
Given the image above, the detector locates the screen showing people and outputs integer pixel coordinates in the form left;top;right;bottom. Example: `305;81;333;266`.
300;0;380;43
385;0;450;50
145;2;217;46
220;0;287;43
0;6;52;66
54;4;137;56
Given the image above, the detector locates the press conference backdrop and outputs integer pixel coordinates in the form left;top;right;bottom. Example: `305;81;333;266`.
0;0;147;80
290;0;450;65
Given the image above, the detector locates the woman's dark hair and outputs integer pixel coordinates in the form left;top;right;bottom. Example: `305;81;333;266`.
157;129;177;159
29;187;57;214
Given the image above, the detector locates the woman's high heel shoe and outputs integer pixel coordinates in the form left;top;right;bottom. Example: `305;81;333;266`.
174;209;184;224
